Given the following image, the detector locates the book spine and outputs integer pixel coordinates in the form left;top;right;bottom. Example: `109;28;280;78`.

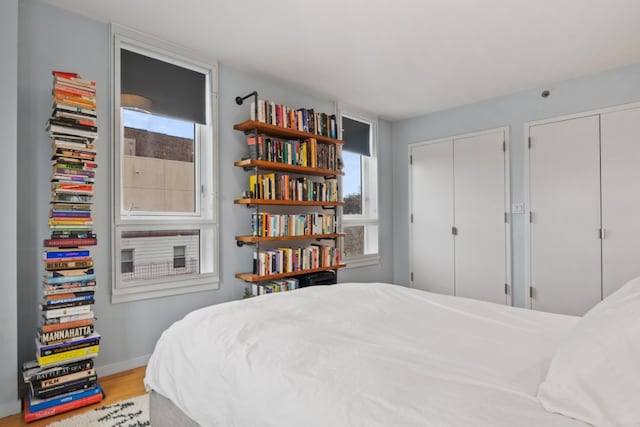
27;359;94;383
44;274;96;285
37;369;96;389
43;295;94;306
42;311;94;325
44;250;91;259
38;338;100;357
24;388;103;422
36;345;100;366
41;300;94;312
42;304;93;319
39;325;94;345
45;260;93;270
40;318;94;334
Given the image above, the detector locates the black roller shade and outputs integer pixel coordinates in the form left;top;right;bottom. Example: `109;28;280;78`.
342;116;371;157
121;49;206;124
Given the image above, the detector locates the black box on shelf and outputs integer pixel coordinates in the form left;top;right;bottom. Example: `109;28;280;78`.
298;271;337;287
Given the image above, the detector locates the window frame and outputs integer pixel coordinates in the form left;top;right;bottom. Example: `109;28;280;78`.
110;24;219;303
339;109;380;268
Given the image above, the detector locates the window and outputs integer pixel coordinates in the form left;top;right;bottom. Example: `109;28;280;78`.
111;25;219;303
173;245;186;269
341;113;379;267
121;249;134;275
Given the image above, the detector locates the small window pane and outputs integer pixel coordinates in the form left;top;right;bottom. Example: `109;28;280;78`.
173;245;186;269
344;224;379;258
342;150;362;215
121;249;134;275
120;229;199;282
344;225;364;257
122;109;196;214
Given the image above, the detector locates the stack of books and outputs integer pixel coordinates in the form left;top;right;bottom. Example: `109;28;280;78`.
22;71;102;423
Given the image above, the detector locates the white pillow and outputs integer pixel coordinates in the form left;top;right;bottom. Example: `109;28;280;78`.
537;276;640;427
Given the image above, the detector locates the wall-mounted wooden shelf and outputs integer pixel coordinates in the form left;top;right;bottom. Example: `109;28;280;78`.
234;199;343;207
236;233;345;244
236;264;347;283
234;159;344;177
234;120;344;145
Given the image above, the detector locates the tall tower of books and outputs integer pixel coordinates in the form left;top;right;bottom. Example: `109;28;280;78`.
21;71;103;422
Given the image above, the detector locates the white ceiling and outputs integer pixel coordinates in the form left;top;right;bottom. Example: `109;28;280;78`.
43;0;640;121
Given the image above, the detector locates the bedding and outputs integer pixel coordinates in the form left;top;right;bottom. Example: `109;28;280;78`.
538;276;640;427
145;283;590;427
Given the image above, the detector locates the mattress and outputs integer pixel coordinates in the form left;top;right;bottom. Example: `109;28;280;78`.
145;282;589;427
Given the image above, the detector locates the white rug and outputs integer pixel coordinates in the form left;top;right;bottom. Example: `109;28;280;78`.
48;394;150;427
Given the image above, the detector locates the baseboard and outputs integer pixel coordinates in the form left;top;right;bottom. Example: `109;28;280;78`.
95;354;151;378
0;398;21;418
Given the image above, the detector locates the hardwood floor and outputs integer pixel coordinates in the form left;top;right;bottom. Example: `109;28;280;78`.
0;366;147;427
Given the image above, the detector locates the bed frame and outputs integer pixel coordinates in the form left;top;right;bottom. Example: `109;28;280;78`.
149;390;199;427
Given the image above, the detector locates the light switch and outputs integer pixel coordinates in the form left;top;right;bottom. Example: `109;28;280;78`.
511;203;525;214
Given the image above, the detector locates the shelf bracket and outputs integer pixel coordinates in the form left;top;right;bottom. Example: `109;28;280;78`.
235;91;259;120
236;240;256;247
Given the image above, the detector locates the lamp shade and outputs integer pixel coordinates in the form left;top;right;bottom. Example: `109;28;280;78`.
121;93;152;113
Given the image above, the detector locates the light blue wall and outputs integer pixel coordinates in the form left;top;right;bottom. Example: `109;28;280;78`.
9;1;394;413
391;63;640;306
0;0;20;418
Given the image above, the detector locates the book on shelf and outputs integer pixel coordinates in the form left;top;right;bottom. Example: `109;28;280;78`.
44;259;93;271
246;174;338;202
36;344;100;367
44;275;96;286
40;317;94;334
27;382;101;414
251;278;300;296
24;385;103;422
44;238;97;248
253;244;341;277
49;230;96;238
44;249;91;259
41;304;94;320
52;83;96;98
23;358;94;384
49;117;98;133
249;100;338;138
43;280;96;291
52;71;96;86
32;368;96;393
42;311;94;325
42;294;95;308
31;375;98;400
36;333;100;357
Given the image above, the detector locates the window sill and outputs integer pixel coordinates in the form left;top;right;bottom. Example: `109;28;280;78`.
344;254;381;269
111;275;219;303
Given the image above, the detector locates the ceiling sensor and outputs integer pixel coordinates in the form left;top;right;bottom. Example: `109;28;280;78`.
541;90;551;98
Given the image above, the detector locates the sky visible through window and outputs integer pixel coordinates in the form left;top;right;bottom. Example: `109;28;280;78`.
123;108;194;139
342;150;361;197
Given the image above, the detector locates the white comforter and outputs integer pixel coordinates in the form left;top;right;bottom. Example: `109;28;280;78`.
145;283;590;427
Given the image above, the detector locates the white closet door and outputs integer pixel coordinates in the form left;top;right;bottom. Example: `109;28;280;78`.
529;116;602;315
410;141;454;295
454;131;508;304
601;107;640;297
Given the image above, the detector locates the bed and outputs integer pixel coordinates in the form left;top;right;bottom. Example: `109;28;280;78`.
144;280;640;427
